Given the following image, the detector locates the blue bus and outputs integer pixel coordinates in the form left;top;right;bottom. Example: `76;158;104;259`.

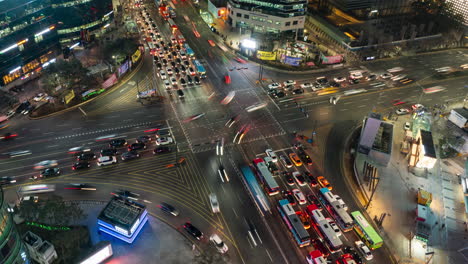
183;43;195;57
241;166;271;215
193;60;206;78
278;199;311;247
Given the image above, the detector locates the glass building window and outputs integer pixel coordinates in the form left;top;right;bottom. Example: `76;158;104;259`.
236;13;241;17
285;22;291;26
293;20;298;25
244;14;249;19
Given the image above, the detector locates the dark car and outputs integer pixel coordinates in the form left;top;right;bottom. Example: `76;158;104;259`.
343;247;363;264
194;76;201;84
329;81;340;87
306;194;322;209
64;183;96;191
298;150;313;165
40;168;61;178
350;78;360;84
176;58;182;65
183;60;190;67
304;172;318;187
171;51;178;57
174;67;180;75
177;89;184;98
292;88;304;94
113;189;140;200
153;55;160;62
101;148;118;157
180;65;186;72
156;63;162;70
121;151;140;161
136;135;152;143
77;152;96;161
16;101;31;113
180;78;186;86
282;172;294;186
183;222;203;240
72;162;91;170
128;142;146;151
270;90;285;98
158;202;179;216
283;191;295;205
109;138;127;148
170;61;176;68
186;75;193;84
153;146;171;154
0;176;16;185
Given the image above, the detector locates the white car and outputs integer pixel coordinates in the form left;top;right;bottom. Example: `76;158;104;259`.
283;80;296;86
268;83;280;90
156;137;174;145
355;240;373;260
170;77;177;85
349;72;363;79
166;68;173;76
391;74;407;81
327;218;342;236
395;108;410;115
209;193;220;213
293;171;306;186
210;234;228;254
33;93;47;102
404;122;411;130
412;104;424;110
292;188;306;205
333;77;346;83
159;70;167;79
300;82;313;89
387;67;404;73
164;80;171;89
97;156;117;166
265;149;278;163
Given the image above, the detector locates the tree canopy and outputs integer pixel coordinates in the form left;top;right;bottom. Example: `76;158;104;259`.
41;58;90;96
101;37;139;65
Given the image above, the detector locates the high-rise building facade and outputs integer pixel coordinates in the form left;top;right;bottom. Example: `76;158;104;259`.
0;187;30;264
227;0;307;39
0;0;114;88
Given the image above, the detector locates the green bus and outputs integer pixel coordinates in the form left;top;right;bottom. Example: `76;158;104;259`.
351;211;383;250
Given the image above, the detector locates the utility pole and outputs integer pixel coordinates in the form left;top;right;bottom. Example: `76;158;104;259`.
365;168;379;210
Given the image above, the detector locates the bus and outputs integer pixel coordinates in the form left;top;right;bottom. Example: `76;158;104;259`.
307;204;343;252
253;158;279;196
167;18;177;32
240;166;271;215
319;188;353;232
174;32;185;44
18;184;56;194
192;59;206;78
183;43;195;57
351;211;383;250
278;199;311;247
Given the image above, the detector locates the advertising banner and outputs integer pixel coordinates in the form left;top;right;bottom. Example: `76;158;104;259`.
131;49;141;63
321;54;343;65
118;60;130;77
64;89;75;104
102;73;117;89
284;56;302;66
256;51;276;61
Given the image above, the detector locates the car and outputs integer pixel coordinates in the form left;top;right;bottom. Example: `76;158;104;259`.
113;189;140;200
128;142;146;151
391;74;407;81
412;104;424;110
21;196;39;203
186;75;193;85
283;191;296;205
404;122;411;130
1;132;17;140
218;164;229;182
327;218;342;235
33;93;47;102
153;146;171;154
109;138;127;148
317;176;332;190
316;77;328;86
164;80;171;89
16;101;31;114
158;51;165;58
350;72;363;79
395;108;410;115
136;135;152;143
176;58;182;65
72;161;91;170
267;83;280;90
97;156;117;166
338;253;359;264
100;146;120;156
298;151;313;165
306;194;322;209
158;202;179;216
283;80;296;87
165;68;173;75
366;74;377;81
156;63;163;70
180;78;187;86
292;88;304;94
194;76;201;84
292;171;306;186
300;82;313;89
183;60;190;67
292;188;306;205
289;153;302;167
64;183;97;191
349;78;360;84
39;168;61;178
156;136;174;145
387;67;404;73
312;239;329;257
0;176;16;186
188;67;196;76
170;61;176;68
279;155;293;168
183;222;203;240
380;73;392;79
304;172;318;187
174;67;180;75
210;234;228;254
355;240;373;260
282;171;295;186
180;64;186;72
77;152;96;161
297;211;311;229
170;77;177;85
334;77;346;83
225;115;239;127
176;89;184;98
265;149;278;162
121;151;140;161
209;193;220;213
208;39;216;47
264;157;279;174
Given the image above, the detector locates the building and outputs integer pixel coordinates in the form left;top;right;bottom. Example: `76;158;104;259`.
208;0;228;20
97;197;148;244
227;0;306;40
358;113;393;166
0;0;114;89
448;108;468;131
0;187;30;264
23;231;57;264
446;0;468;26
409;130;437;169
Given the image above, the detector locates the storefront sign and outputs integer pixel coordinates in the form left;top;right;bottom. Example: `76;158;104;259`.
64;89;75;104
118;60;130;77
102;73;117;89
284;56;301;66
256;51;276;61
321;54;343;64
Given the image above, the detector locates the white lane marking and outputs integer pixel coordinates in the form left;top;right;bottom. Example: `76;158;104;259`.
43;132;54;135
247;231;257;247
78;107;87;116
358;105;366;108
265;249;273;263
120;87;128;93
343;101;352;104
46;145;59;148
232;208;238;218
319;112;328;115
72;127;82;131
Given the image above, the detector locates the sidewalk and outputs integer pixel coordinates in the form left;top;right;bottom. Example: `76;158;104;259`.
352;102;468;264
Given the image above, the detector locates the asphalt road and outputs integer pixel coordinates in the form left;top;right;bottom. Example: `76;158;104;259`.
1;0;467;263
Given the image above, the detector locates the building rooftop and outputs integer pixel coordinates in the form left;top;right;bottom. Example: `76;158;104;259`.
23;231;41;247
359;114;393;154
420;130;436;158
98;197;146;229
454;107;468;119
